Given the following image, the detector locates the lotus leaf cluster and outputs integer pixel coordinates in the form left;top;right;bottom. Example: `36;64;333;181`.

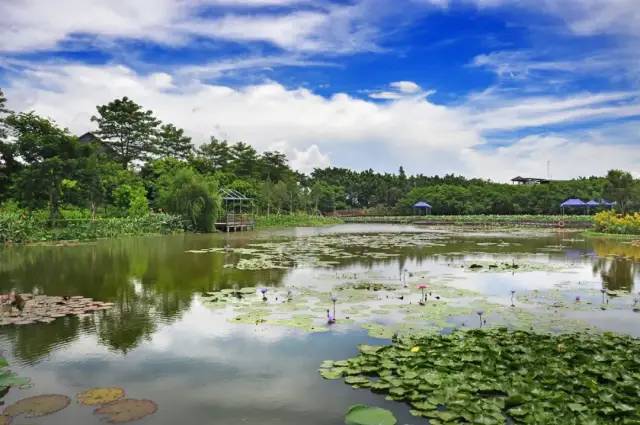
320;328;640;424
0;294;114;326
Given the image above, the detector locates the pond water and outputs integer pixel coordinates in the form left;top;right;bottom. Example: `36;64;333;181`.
1;224;639;424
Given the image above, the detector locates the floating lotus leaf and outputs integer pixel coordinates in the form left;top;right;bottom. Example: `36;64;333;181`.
344;404;397;425
324;329;640;424
94;399;157;423
77;387;125;406
0;415;11;425
3;394;70;418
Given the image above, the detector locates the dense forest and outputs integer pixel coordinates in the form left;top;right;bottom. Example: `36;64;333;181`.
1;88;639;232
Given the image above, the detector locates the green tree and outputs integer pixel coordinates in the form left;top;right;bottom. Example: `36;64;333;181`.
91;97;160;167
603;169;635;213
155;123;193;160
192;137;232;173
157;168;220;232
5;112;90;220
0;88;20;201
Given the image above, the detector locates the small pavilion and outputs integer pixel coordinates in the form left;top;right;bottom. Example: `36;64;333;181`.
413;201;432;215
216;188;255;232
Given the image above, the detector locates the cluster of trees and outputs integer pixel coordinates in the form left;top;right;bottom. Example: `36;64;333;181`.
1;88;638;231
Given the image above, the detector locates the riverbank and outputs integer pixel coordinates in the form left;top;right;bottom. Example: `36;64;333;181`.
0;213;184;244
255;213;343;228
342;214;593;228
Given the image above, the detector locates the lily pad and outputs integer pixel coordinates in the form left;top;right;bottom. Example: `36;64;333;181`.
344;404;397;425
3;394;70;418
77;387;125;406
94;399;157;423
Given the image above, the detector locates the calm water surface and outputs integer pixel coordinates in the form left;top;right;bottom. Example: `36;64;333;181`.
0;224;639;424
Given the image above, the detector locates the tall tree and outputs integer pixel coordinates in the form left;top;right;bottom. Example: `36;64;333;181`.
155;123;193;160
91;97;160;167
0;88;20;200
5;112;89;219
193;137;232;173
604;169;635;213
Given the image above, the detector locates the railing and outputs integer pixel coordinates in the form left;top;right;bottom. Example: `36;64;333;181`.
223;213;255;225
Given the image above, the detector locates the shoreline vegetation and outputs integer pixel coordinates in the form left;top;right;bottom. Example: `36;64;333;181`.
342;214;593;227
3;211;640;245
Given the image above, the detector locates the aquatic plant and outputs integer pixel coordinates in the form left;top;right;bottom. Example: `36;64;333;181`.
77;387;125;406
3;394;70;418
344;404;397;425
0;212;183;244
93;399;157;423
320;328;640;424
0;357;30;395
0;294;113;327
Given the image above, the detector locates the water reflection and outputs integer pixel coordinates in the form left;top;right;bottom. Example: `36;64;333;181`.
0;226;638;365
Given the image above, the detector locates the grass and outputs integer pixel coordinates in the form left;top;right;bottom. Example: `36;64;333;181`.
255;213;343;228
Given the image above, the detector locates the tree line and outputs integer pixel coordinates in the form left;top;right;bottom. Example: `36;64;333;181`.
1;88;638;231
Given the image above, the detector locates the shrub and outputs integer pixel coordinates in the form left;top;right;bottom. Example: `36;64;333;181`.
594;211;640;234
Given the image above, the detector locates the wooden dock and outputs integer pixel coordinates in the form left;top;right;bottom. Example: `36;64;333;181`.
215;213;255;232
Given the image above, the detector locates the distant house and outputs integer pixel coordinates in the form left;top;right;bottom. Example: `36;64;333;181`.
77;132;116;156
511;176;551;185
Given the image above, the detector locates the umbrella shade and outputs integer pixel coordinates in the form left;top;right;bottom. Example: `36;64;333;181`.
560;198;586;207
413;201;432;208
586;200;600;206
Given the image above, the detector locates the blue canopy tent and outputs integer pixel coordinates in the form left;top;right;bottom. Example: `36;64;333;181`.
413;201;432;216
560;198;586;215
586;200;600;214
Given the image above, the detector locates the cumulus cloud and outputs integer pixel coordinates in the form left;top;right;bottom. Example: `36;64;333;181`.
4;62;639;180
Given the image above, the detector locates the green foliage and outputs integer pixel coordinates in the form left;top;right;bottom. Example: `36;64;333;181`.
0;211;182;243
321;328;640;424
157;168;220;232
594;211;640;234
91;96;160;166
255;213;342;228
5;112;91;220
603;169;637;213
344;405;397;425
0;355;31;394
154;123;193;161
113;184;149;217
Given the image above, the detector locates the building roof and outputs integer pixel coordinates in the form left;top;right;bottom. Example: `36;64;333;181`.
413;201;432;208
511;176;551;183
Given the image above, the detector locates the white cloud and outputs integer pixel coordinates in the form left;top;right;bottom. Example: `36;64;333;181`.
390;81;422;94
290;145;331;173
0;0;381;54
3;62;639;180
369;81;435;100
461;89;640;132
465;134;640;181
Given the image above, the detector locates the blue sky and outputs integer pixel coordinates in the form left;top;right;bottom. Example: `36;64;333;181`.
0;0;638;180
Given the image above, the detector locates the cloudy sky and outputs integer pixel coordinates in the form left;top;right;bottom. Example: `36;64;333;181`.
0;0;638;180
